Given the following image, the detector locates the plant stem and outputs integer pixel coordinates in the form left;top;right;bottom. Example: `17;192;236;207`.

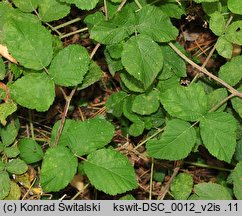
158;167;180;200
168;42;242;98
149;158;154;200
117;0;127;12
134;0;143;9
53;17;82;30
60;27;88;39
71;184;90;200
104;0;108;21
184;161;232;172
134;127;165;150
209;93;235;113
53;88;76;147
28;110;35;139
90;43;101;59
45;23;62;36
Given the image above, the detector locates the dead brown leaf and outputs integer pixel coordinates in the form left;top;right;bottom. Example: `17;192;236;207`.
0;44;18;64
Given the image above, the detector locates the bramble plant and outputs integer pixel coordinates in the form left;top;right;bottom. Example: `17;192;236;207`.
0;0;242;200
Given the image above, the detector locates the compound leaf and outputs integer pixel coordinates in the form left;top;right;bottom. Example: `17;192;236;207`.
12;0;38;12
193;183;232;200
18;138;44;164
38;0;70;22
10;73;55;112
90;7;135;44
147;119;196;160
78;61;102;90
0;171;10;200
209;12;225;36
3;16;53;70
215;36;233;59
106;91;128;118
49;45;90;86
6;158;28;175
225;21;242;45
51;117;115;156
132;91;160;115
231;161;242;199
171;173;193;200
231;86;242;118
218;55;242;86
228;0;242;15
84;148;137;195
207;88;228;112
122;35;163;89
59;0;99;10
40;146;77;192
135;5;178;42
200;112;237;163
160;84;208;121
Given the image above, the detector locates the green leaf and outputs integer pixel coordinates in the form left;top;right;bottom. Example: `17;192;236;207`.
123;96;142;123
0;161;4;171
202;1;223;16
157;75;180;92
107;43;123;59
171;173;193;200
106;91;128;118
90;7;135;44
200;112;237;163
104;49;123;76
84;12;104;31
225;21;242;45
194;0;218;2
135;5;178;42
110;0;122;2
10;73;55;112
193;183;232;200
0;120;19;147
132;91;160;115
83;148;138;195
129;120;145;137
147;119;196;160
159;1;185;19
40;146;78;192
160;44;186;78
122;35;163;89
51;117;115;156
209;12;225;36
38;0;70;22
160;84;208;121
6;159;28;175
4;181;21;200
119;194;135;200
0;100;17;125
207;88;228;112
218;56;242;86
141;108;165;130
59;0;99;10
231;86;242;118
18;138;44;164
12;0;38;12
215;36;233;59
231;161;242;199
0;171;10;200
78;61;102;90
0;58;6;80
228;0;242;15
4;146;20;158
3;16;53;70
120;71;145;93
234;139;242;162
49;45;90;87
